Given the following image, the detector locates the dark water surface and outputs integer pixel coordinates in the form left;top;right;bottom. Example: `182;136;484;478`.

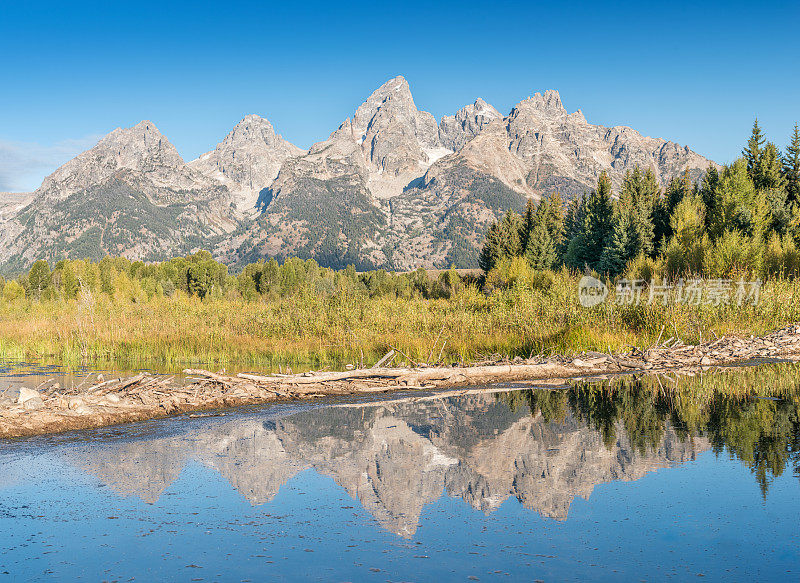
1;369;800;581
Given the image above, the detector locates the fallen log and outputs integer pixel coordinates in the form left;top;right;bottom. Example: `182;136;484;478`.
238;368;409;384
372;349;396;369
184;369;234;384
116;373;147;391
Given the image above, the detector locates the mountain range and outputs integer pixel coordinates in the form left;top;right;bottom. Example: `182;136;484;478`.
0;76;716;274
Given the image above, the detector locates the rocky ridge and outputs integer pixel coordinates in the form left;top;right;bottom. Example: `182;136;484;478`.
0;77;717;273
189;115;304;212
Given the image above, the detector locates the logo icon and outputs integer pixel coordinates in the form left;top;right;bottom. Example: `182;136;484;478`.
578;276;608;307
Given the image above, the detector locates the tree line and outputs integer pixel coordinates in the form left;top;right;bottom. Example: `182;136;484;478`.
480;121;800;280
0;250;473;304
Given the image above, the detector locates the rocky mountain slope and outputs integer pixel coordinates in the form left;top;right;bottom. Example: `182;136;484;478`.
0;77;716;273
70;393;708;538
189;114;304;213
0;121;244;273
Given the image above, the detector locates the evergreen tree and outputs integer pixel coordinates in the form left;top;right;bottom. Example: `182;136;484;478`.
756;143;786;191
498;211;524;258
699;166;720;230
665;171;690;212
525;220;558;269
479;210;524;272
709;159;769;239
565;174;614;270
743;118;765;179
599;206;639;275
560;195;586;258
783;123;800;203
582;172;615;268
521;198;537;251
521;191;566;269
479;222;503;272
653;172;691;252
619;167;658;257
651;195;670;255
544;191;566;253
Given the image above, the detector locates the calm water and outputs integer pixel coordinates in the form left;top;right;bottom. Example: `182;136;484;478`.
1;371;799;581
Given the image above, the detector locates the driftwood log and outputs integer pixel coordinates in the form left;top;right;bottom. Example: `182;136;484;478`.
3;324;800;440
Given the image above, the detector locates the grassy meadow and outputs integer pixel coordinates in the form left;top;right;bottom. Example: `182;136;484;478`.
1;265;799;372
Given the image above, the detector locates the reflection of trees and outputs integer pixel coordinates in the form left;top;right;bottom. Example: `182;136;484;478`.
706;395;800;498
503;388;568;424
500;371;800;497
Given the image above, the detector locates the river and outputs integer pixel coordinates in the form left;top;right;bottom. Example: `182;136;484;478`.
1;365;799;581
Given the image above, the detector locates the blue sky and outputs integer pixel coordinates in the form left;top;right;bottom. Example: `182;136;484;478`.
1;0;798;191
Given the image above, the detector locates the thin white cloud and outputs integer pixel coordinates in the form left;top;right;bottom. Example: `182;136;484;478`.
0;135;101;192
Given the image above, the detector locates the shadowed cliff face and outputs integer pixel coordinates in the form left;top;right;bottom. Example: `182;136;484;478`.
68;389;711;538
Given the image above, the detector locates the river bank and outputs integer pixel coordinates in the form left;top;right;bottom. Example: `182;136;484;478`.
3;324;800;439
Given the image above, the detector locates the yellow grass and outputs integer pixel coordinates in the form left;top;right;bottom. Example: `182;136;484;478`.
1;271;799;372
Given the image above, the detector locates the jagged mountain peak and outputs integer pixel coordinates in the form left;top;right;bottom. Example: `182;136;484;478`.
439;98;502;151
368;75;412;101
198;113;299;154
95;120;184;166
189;115;303;211
227;114;277;142
0;77;720;274
473;97;499;113
32;120;193;205
515;89;565;114
285;75;442;190
350;75;420;137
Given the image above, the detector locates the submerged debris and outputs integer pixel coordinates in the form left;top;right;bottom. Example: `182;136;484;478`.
3;324;800;439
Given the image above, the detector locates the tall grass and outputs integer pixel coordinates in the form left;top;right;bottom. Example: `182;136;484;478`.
1;271;799;372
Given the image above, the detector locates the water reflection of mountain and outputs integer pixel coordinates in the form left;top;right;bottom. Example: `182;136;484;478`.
70;391;709;537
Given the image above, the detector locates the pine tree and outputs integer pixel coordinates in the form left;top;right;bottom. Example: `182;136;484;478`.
561;195;586;259
599;207;639;275
653;173;691;251
743;118;766;179
665;171;691;214
578;172;614;270
783;123;800;203
756;143;786;191
619;167;658;257
521;198;537;251
525;220;558;269
519;192;565;270
699;166;720;230
479;221;503;272
498;210;524;259
479;210;524;272
544;191;565;252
